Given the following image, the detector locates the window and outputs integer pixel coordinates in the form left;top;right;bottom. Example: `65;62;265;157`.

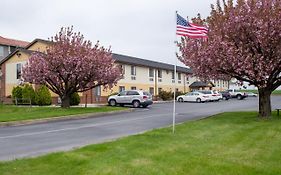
131;86;136;90
172;71;175;80
158;70;162;78
119;86;125;92
16;63;22;79
186;77;189;84
149;87;154;95
131;65;136;76
120;65;125;75
127;91;139;95
178;73;181;80
149;68;154;77
0;46;4;56
178;73;181;83
119;91;126;96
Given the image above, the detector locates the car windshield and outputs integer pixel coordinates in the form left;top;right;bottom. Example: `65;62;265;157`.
143;92;151;96
119;91;126;96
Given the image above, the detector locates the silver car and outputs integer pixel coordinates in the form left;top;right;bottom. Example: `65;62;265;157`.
108;90;153;108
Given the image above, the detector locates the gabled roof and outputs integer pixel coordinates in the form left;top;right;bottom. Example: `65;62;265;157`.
0;36;29;47
0;49;34;65
112;53;192;74
189;81;215;88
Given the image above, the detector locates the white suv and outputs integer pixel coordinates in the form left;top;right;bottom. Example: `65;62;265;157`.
108;90;153;108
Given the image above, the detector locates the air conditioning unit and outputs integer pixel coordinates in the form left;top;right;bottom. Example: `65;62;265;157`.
158;79;162;82
131;76;136;80
149;78;154;81
178;80;182;84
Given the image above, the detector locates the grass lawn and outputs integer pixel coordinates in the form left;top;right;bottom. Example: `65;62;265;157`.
1;112;281;175
241;89;281;95
0;105;125;122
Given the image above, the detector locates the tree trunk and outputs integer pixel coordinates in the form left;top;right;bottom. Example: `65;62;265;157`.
61;95;70;108
258;88;272;118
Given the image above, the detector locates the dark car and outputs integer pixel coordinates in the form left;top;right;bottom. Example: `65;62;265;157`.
219;91;231;100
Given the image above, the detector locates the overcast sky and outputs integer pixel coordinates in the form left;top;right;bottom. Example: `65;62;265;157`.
1;0;216;65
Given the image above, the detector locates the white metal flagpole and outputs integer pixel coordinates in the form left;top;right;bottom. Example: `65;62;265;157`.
172;11;178;133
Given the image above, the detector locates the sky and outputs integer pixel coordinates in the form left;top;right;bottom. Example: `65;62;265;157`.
1;0;217;66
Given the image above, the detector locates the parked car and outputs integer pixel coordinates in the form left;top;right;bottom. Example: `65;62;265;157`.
227;89;248;100
108;90;153;108
247;92;258;97
196;90;221;101
177;92;210;103
219;91;231;100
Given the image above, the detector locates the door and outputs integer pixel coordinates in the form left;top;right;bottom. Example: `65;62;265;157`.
183;93;192;101
116;91;126;103
93;86;101;102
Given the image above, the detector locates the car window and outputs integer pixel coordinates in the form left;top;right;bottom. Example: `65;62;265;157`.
194;93;199;96
119;91;126;96
127;91;140;95
143;92;151;96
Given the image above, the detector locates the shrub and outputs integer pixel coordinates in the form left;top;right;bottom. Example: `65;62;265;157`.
12;86;23;104
22;84;36;105
35;85;52;106
158;90;172;101
70;92;80;106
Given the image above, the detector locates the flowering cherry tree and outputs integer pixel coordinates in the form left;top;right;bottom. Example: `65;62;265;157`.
23;27;121;108
178;0;281;118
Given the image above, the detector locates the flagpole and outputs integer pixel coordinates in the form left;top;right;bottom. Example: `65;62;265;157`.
172;11;178;133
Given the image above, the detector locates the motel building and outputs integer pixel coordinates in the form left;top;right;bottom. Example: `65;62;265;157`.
0;38;229;104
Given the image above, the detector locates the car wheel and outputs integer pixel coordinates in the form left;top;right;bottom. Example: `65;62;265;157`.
196;98;201;103
132;100;140;108
222;96;227;100
109;99;117;106
237;94;242;100
178;98;184;102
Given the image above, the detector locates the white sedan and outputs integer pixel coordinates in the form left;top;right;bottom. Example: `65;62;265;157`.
177;92;210;103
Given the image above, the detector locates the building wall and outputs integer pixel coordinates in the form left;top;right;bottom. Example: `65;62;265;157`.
1;39;229;104
27;41;49;52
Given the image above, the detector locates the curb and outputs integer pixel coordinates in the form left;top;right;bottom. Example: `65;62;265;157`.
153;101;173;104
0;108;134;128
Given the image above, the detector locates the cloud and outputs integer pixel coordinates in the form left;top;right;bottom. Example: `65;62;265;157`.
0;0;216;65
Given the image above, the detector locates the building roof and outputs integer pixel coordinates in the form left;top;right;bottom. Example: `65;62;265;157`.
0;36;29;47
0;38;192;74
189;81;215;88
25;38;53;49
113;53;192;74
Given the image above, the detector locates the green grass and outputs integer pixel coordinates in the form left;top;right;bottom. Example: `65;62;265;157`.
0;105;125;122
1;112;281;175
241;89;281;95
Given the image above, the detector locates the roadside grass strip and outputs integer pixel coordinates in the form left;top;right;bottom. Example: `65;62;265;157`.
0;105;125;122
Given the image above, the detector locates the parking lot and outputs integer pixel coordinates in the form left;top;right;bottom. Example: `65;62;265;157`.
0;96;280;161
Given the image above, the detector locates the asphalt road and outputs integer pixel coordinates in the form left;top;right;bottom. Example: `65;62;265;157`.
0;96;280;161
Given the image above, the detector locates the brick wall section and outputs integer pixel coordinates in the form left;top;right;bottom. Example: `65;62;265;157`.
80;89;107;104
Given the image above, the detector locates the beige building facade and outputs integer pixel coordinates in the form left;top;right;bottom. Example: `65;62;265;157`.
0;38;229;104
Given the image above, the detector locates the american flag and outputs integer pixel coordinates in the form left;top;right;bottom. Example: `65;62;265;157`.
176;14;208;38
